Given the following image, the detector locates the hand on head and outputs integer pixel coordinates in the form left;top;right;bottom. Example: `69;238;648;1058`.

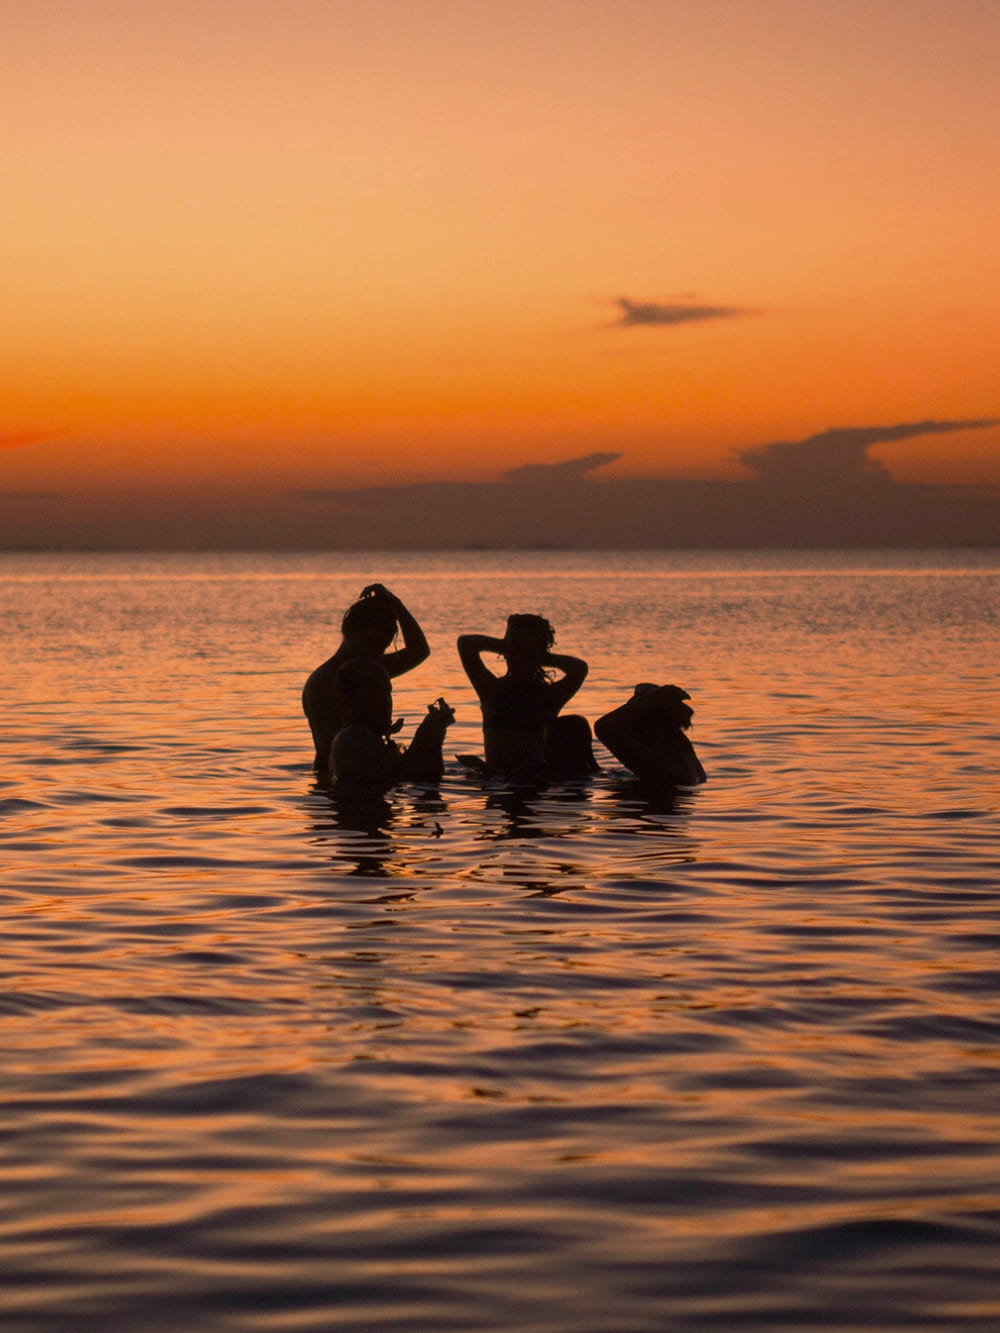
361;583;400;608
341;588;399;650
502;614;555;671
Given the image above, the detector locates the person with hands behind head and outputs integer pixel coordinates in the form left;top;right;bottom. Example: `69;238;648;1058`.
457;613;595;783
595;683;707;787
303;583;430;782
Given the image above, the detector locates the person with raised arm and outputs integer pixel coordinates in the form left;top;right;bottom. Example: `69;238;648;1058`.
457;613;596;782
303;583;429;782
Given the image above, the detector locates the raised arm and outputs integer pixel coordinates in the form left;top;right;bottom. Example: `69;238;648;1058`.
398;698;455;783
457;633;505;701
542;651;588;714
362;584;430;677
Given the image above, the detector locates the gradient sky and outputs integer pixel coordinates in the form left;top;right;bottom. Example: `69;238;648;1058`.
4;0;1000;535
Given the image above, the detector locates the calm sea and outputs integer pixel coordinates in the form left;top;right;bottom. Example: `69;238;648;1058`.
2;548;998;1332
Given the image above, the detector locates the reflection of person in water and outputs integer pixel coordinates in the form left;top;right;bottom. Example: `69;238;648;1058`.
595;683;707;786
329;658;454;796
302;584;430;782
457;614;596;782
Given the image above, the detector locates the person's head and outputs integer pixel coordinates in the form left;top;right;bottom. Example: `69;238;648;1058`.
503;613;555;675
545;713;599;779
341;587;398;653
336;658;393;735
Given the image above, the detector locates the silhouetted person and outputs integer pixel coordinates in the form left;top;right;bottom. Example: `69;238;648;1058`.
329;658;455;796
595;683;707;787
303;583;429;781
457;614;595;782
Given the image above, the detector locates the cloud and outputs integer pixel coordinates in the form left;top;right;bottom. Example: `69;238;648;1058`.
0;430;61;451
737;418;1000;485
613;297;747;328
503;452;622;483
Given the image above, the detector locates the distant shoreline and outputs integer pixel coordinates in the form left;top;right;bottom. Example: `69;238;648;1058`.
3;541;999;556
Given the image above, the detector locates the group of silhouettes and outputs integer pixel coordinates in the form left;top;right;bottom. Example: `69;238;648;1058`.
302;583;707;797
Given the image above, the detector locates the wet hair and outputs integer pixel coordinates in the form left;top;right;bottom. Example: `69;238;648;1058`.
502;613;556;684
504;614;555;655
341;589;397;648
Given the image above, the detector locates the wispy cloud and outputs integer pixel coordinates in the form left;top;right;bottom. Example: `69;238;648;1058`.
0;430;62;451
504;452;622;483
737;418;1000;484
612;297;747;329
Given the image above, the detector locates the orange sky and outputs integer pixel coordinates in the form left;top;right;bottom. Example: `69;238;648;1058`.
4;0;1000;527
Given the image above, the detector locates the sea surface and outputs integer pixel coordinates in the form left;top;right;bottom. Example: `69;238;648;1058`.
2;548;998;1332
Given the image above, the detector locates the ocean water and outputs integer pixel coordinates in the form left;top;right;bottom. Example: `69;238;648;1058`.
2;547;998;1332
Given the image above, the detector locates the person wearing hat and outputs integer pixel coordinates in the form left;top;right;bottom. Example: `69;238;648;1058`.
595;683;706;787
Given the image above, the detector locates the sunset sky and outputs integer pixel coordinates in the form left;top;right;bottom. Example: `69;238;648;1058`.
4;0;1000;544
